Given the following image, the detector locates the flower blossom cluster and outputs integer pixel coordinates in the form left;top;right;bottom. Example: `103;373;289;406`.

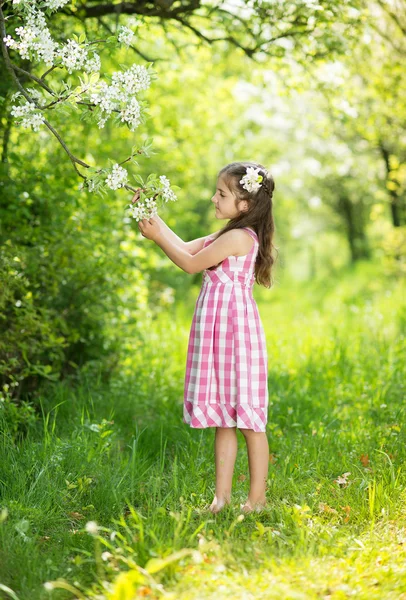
105;164;128;190
44;0;71;10
11;0;70;9
11;102;45;131
85;521;99;535
158;175;177;202
3;4;100;72
117;25;135;47
127;175;177;221
90;65;151;130
60;39;101;74
239;167;264;193
128;197;158;222
3;9;58;66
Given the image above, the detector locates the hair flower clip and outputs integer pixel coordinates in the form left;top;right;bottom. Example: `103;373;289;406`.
239;167;263;193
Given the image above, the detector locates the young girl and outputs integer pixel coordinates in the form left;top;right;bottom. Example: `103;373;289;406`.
136;161;276;515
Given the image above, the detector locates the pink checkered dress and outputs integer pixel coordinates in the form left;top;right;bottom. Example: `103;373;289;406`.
183;227;268;432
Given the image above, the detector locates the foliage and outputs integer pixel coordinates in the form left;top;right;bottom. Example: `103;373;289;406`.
0;153;150;404
1;0;404;401
0;263;404;598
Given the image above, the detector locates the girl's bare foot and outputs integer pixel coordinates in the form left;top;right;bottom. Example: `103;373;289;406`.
206;495;231;514
240;498;268;514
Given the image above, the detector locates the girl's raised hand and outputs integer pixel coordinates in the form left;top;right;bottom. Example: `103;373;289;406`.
138;217;162;242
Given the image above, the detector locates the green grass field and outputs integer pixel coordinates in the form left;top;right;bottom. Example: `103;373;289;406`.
1;260;405;599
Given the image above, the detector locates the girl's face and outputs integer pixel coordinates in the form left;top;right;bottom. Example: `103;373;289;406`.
211;175;248;220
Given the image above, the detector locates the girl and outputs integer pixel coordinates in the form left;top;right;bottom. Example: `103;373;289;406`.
136;161;276;515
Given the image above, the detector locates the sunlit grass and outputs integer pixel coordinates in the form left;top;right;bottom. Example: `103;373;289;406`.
0;261;404;599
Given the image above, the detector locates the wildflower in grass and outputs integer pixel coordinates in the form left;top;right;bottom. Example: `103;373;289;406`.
85;520;99;535
44;582;54;591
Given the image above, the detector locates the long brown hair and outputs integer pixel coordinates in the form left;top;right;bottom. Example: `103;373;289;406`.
211;161;278;288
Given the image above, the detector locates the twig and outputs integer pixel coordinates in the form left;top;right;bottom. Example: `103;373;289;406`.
11;63;56;95
41;64;58;79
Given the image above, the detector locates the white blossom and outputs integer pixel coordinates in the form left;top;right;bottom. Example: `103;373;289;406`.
83;52;101;74
45;0;71;10
105;164;128;190
85;520;99;535
60;40;100;75
11;0;70;9
119;97;141;130
87;179;96;192
158;175;177;202
5;5;100;74
11;102;45;131
239;167;263;193
117;25;134;47
112;64;151;95
43;582;54;591
60;39;87;73
128;198;158;221
90;65;150;131
5;9;59;66
26;87;43;101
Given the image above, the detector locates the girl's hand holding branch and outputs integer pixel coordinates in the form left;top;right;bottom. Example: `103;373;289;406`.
138;216;163;242
131;191;163;242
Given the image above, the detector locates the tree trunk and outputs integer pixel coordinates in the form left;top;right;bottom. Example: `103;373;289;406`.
379;141;405;227
337;194;370;263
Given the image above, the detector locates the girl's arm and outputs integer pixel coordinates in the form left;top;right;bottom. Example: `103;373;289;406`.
155;215;211;255
154;228;243;274
155;215;186;249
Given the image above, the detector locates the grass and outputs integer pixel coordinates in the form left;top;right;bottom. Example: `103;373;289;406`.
0;259;405;599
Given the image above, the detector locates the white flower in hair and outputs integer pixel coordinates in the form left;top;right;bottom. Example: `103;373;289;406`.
239;167;263;193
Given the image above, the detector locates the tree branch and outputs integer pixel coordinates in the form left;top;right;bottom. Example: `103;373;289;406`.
377;0;406;37
11;63;57;96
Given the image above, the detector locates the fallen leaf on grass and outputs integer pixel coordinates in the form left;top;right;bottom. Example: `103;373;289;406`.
318;502;338;515
68;512;85;520
340;505;351;522
360;454;370;467
334;472;351;487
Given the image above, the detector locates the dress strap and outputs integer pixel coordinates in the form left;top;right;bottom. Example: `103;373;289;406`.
242;227;258;242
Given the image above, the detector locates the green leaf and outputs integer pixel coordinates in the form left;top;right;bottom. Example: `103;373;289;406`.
0;583;21;600
145;549;193;574
101;430;113;438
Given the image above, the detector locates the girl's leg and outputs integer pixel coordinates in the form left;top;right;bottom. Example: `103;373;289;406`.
209;426;238;513
239;429;269;511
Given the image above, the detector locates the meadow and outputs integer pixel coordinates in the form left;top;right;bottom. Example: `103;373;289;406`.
1;259;405;600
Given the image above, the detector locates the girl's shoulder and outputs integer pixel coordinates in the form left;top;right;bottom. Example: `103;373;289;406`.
210;226;257;238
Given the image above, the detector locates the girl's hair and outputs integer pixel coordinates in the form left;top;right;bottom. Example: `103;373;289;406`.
210;161;278;288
